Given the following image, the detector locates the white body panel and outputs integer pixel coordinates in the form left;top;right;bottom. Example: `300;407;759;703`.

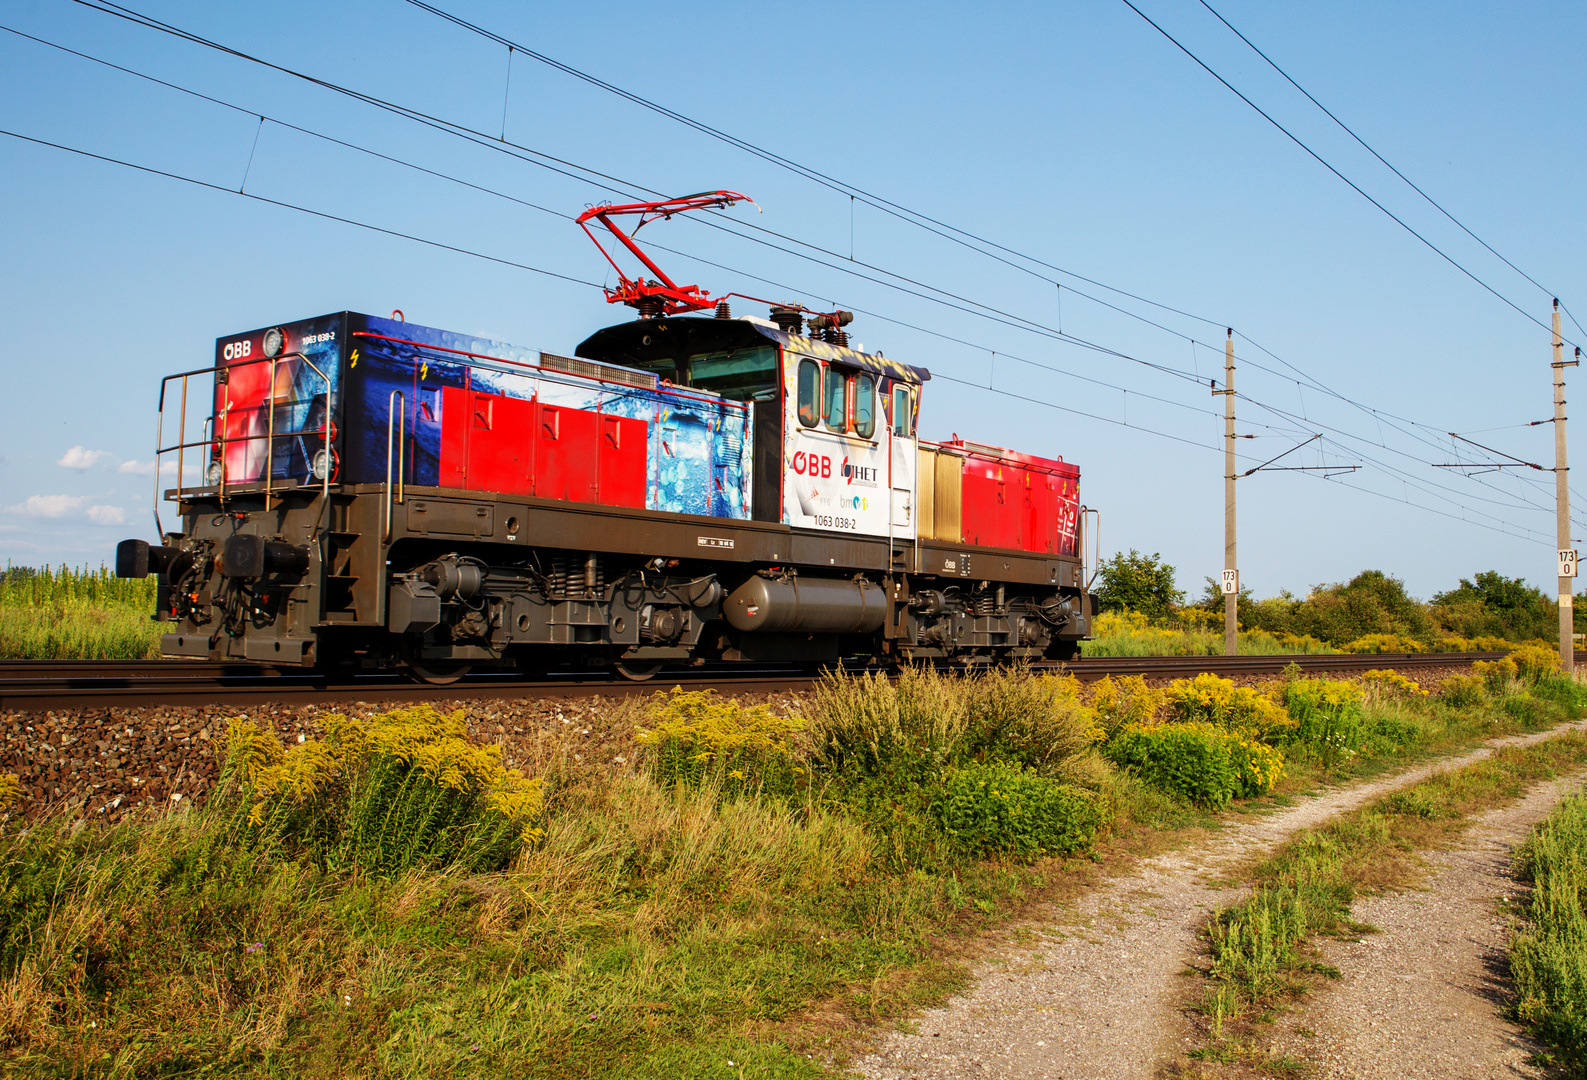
779;347;917;541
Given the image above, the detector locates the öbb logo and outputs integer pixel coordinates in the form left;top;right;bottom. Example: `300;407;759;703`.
222;339;253;361
792;451;831;478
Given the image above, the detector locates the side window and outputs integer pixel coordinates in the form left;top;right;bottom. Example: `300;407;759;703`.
892;385;914;437
797;359;820;428
823;365;848;433
854;374;876;438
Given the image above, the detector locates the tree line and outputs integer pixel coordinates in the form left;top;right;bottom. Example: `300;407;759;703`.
1094;549;1567;647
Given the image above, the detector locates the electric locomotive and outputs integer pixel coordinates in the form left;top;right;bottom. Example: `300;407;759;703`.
115;194;1095;681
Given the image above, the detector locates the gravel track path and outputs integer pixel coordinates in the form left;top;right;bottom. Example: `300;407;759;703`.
1267;773;1583;1079
852;720;1587;1080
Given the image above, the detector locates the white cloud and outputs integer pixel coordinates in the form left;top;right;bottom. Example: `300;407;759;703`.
7;494;88;518
87;505;126;525
58;446;112;470
120;459;200;478
0;524;18;532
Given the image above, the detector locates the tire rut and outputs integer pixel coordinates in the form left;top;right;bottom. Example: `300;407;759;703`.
1265;772;1584;1079
851;720;1587;1080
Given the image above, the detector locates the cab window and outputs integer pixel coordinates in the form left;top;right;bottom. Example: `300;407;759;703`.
797;359;820;428
892;385;914;437
823;365;848;433
854;374;876;438
687;346;777;401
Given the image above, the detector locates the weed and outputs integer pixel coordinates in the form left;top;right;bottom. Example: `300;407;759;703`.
638;688;805;799
228;705;545;875
932;762;1100;860
1510;790;1587;1071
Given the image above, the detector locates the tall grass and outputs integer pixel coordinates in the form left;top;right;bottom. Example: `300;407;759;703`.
1511;791;1587;1072
1083;611;1334;657
0;564;160;660
0;691;1068;1077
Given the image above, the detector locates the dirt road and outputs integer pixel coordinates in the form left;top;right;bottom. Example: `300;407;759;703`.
853;722;1587;1080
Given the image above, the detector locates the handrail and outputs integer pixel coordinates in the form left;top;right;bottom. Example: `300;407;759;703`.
151;350;333;537
1081;506;1101;590
384;390;405;542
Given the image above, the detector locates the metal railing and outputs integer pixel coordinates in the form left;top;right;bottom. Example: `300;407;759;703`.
1081;506;1101;590
153;352;333;540
384;390;405;542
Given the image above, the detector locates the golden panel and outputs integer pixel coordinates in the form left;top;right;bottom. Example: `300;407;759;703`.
934;451;963;544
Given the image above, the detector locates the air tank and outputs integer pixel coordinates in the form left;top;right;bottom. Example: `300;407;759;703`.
724;576;886;634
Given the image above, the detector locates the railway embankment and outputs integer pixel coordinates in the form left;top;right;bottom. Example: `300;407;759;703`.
0;655;1476;822
0;657;1582;1077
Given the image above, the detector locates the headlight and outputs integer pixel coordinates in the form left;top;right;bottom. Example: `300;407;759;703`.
311;449;331;480
262;327;285;358
206;461;224;485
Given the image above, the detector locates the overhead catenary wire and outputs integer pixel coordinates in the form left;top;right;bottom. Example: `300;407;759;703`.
55;0;1555;464
1;20;1246;430
14;5;1570;548
1195;0;1587;343
397;0;1587;360
1115;0;1581;351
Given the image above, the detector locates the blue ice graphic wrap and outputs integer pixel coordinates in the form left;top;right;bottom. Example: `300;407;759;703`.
332;313;750;518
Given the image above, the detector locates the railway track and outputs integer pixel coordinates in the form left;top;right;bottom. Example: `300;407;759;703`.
0;651;1524;711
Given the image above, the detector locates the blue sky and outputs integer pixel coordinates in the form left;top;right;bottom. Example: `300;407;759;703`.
2;0;1584;603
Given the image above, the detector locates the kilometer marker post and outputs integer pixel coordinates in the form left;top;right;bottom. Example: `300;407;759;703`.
1219;329;1238;657
1553;299;1578;673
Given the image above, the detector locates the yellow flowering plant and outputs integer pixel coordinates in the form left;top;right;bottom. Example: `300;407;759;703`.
222;705;544;874
1105;721;1283;808
1164;673;1294;739
638;687;806;799
1340;633;1426;654
1085;674;1163;741
0;773;21;813
1282;676;1367;767
1361;669;1428;698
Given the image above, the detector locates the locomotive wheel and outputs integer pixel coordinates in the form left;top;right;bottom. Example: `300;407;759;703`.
408;660;473;685
613;657;665;682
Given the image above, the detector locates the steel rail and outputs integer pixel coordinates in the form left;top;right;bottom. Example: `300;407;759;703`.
0;652;1534;712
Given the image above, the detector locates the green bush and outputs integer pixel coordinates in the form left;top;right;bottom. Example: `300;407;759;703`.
1511;792;1587;1071
1105;722;1282;808
931;762;1100;860
801;667;1105;871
